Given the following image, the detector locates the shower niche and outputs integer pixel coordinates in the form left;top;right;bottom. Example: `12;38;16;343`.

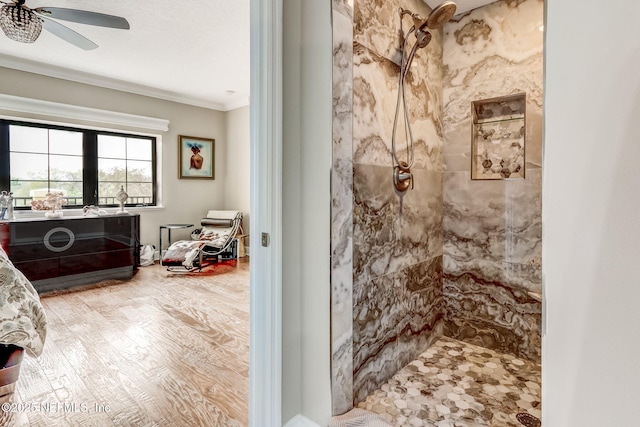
471;93;526;180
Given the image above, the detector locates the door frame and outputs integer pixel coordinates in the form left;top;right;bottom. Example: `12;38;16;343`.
249;0;283;424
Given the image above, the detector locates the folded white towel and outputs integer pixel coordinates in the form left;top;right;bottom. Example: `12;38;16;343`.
329;409;394;427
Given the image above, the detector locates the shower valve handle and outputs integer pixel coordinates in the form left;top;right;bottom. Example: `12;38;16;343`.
398;172;413;186
394;165;414;192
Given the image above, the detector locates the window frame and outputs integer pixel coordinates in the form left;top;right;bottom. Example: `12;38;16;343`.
0;119;157;210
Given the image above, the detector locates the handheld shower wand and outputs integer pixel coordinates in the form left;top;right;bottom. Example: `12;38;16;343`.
392;1;456;194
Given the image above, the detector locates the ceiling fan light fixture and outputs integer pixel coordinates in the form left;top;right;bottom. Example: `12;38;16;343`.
0;4;43;44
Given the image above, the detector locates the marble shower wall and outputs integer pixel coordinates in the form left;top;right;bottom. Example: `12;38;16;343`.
331;0;447;412
331;0;355;415
351;0;445;406
442;0;544;362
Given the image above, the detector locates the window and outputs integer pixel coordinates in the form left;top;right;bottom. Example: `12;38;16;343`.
0;120;157;209
98;135;154;206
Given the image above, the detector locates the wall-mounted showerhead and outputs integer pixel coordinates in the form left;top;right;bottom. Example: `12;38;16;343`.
392;1;457;194
425;1;457;30
405;1;458;31
402;1;457;51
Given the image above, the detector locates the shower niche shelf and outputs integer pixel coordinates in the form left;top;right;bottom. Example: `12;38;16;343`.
471;93;526;180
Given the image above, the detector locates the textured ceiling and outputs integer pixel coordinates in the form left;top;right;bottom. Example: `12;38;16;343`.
424;0;497;15
0;1;493;111
0;0;250;111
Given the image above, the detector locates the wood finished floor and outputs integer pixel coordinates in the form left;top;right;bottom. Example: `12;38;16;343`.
10;259;249;427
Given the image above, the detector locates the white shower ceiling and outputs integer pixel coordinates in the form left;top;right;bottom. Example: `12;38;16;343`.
424;0;497;15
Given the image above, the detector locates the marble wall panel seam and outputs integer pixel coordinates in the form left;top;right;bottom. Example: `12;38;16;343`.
332;0;354;19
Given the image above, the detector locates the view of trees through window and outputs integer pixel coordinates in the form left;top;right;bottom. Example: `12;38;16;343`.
9;126;84;206
4;122;155;208
98;134;153;205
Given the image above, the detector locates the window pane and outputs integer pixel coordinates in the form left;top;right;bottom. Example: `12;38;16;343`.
98;133;154;204
127;160;152;182
98;135;126;158
4;120;156;208
9;180;48;202
49;182;83;205
49;155;82;181
126;183;152;204
47;182;82;197
26;186;54;200
9;125;47;153
49;129;83;155
98;182;126;204
98;158;126;181
10;152;48;180
127;138;152;160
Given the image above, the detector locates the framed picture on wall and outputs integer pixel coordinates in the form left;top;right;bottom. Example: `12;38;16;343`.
178;135;215;179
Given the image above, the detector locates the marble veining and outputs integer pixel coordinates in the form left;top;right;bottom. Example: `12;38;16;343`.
353;38;443;170
353;256;444;403
442;0;544;172
395;259;445;371
445;1;543;70
443;60;543;171
443;273;541;362
443;170;542;287
349;0;445;408
354;0;441;67
353;165;443;285
331;0;543;413
442;0;543;361
331;5;355;415
333;0;354;19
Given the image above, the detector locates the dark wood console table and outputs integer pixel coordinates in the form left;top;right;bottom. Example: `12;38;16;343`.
0;214;140;293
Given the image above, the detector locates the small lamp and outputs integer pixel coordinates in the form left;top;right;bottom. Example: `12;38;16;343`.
115;185;129;215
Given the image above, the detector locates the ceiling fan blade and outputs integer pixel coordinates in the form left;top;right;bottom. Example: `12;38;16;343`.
34;7;130;30
41;17;98;50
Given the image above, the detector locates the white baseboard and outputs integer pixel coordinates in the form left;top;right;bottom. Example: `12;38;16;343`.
283;414;322;427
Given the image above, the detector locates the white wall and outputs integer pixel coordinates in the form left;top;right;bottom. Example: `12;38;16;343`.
543;0;640;425
282;0;333;424
282;0;303;420
299;0;332;422
224;106;251;241
0;68;235;246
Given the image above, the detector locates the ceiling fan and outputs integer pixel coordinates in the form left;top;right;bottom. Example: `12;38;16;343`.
0;0;129;50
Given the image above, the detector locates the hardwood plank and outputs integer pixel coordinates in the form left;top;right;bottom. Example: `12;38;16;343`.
11;259;249;426
113;304;248;423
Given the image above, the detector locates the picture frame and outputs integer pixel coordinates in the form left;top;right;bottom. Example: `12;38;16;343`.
178;135;215;179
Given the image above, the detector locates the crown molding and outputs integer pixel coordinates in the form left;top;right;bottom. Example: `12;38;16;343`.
0;53;246;112
224;97;251;112
0;93;170;132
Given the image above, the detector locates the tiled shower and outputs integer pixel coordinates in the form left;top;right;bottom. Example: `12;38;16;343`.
330;0;543;418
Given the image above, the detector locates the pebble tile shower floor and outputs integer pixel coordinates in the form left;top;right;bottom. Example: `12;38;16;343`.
357;337;541;426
